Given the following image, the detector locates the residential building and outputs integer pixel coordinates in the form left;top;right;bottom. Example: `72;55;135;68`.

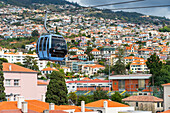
162;83;170;111
66;78;111;93
0;98;96;113
82;64;105;76
41;67;59;75
130;59;149;73
90;48;101;61
85;99;134;113
0;51;48;70
122;95;163;113
3;63;47;100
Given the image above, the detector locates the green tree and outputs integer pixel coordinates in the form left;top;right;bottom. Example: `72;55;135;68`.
77;95;87;106
146;53;163;86
88;53;94;61
126;62;132;72
31;30;40;37
114;47;126;74
68;92;77;104
109;41;113;45
0;61;6;101
111;92;123;103
0;58;8;62
23;56;39;71
46;71;68;105
92;37;96;42
86;47;93;55
93;87;108;101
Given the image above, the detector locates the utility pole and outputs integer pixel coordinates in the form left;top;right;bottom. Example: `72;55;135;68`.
109;60;111;92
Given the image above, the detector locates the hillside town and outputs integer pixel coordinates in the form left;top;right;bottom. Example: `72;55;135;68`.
0;1;170;113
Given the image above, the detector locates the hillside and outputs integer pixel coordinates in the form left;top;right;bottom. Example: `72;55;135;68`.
1;0;170;24
0;0;79;7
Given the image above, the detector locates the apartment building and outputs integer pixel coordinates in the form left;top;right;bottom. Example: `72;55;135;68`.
0;51;48;70
3;63;47;100
130;59;149;73
162;83;170;111
123;95;163;113
66;78;111;93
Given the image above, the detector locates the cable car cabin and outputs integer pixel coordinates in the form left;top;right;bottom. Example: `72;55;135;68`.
36;34;67;61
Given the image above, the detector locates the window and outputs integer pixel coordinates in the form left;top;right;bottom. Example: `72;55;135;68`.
138;79;145;88
157;102;160;107
39;37;43;51
5;79;11;86
136;102;138;107
118;80;125;89
161;102;163;107
72;86;75;88
43;37;48;51
14;80;19;86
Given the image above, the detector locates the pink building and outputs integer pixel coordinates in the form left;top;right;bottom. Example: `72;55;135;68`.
3;63;47;101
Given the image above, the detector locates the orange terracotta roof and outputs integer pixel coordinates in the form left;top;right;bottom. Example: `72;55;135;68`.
70;47;78;50
82;77;91;81
162;83;170;86
122;96;163;102
37;80;49;85
161;110;170;113
91;48;100;52
59;105;92;112
2;63;37;73
91;64;105;68
0;100;92;112
41;67;58;71
85;99;129;107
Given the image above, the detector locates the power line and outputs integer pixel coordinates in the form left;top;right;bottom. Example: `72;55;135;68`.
109;4;170;10
88;0;145;8
61;0;145;12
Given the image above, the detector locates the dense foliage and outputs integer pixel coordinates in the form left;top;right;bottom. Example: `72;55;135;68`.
146;53;170;96
1;0;79;8
159;26;170;32
46;71;68;105
0;61;6;101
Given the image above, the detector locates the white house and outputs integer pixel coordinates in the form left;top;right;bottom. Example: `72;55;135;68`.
85;99;134;113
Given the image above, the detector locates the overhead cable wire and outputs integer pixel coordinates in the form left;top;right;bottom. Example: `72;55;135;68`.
109;4;170;10
89;0;145;8
61;0;145;11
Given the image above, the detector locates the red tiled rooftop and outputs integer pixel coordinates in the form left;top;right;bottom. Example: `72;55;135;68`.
122;96;163;102
85;99;129;107
2;63;37;73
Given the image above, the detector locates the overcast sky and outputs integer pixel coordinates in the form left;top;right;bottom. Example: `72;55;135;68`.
67;0;170;18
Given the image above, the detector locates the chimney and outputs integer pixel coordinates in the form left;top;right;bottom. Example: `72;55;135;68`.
22;101;28;113
17;96;25;109
9;65;11;71
41;94;45;102
104;101;108;108
43;110;49;113
9;93;14;101
81;101;85;112
49;103;55;110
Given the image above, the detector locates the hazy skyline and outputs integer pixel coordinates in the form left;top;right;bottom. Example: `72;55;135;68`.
68;0;170;18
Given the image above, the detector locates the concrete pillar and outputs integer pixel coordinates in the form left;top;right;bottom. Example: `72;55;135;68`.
41;94;46;102
22;102;28;113
81;101;85;112
17;96;25;109
49;103;55;110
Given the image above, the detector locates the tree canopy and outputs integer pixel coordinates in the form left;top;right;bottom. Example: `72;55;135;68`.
46;71;68;105
0;61;6;101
